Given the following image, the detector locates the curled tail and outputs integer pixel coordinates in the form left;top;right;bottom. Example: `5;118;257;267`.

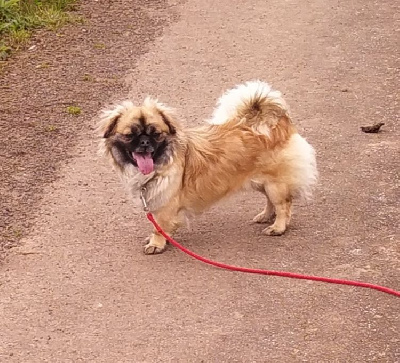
208;80;291;136
209;81;317;200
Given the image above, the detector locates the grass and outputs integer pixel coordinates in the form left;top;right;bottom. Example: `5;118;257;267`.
66;105;81;115
2;225;23;240
44;124;58;132
93;42;105;49
82;73;94;81
0;0;78;60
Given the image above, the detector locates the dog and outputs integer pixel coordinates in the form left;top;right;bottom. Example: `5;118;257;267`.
97;81;318;254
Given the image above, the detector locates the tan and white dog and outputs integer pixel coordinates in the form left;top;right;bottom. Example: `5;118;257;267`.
97;81;317;254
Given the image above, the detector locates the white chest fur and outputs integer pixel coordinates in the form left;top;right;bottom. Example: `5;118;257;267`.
121;164;182;212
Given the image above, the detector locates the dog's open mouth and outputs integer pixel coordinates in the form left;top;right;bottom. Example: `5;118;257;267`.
132;152;154;175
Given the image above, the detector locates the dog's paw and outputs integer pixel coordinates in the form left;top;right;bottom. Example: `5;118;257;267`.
143;233;167;255
262;225;286;236
143;243;166;255
252;211;274;224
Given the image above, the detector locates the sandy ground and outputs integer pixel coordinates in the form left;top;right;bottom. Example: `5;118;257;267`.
0;0;399;361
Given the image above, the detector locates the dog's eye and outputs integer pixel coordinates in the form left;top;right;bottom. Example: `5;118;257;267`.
121;134;134;142
153;132;162;140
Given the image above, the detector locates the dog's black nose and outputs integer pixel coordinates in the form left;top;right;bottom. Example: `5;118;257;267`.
139;136;150;147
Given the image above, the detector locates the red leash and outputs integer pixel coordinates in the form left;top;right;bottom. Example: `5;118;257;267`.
147;213;400;298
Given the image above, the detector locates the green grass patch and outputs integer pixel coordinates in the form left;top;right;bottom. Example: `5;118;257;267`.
66;105;81;115
0;0;78;60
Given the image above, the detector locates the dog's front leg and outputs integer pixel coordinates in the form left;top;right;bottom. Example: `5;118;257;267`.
144;206;182;255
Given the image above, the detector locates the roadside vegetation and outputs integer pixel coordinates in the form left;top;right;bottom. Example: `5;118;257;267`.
0;0;78;60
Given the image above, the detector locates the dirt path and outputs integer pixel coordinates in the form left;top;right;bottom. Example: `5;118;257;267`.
1;0;399;362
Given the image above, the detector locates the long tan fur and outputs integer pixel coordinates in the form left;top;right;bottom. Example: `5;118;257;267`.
97;81;317;254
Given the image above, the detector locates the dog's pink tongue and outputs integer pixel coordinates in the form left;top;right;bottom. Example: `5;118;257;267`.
133;152;154;175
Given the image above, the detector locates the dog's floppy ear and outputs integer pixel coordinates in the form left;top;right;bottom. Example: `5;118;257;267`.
102;114;120;138
97;101;133;138
158;109;177;135
143;97;178;135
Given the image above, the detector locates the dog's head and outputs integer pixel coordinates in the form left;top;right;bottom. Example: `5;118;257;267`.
98;98;179;175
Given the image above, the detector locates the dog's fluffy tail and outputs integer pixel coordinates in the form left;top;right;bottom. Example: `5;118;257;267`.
208;80;290;135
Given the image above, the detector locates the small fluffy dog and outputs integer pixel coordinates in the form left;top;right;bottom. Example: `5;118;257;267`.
97;81;317;254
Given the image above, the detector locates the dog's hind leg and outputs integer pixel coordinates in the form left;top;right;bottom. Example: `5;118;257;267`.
261;182;292;236
251;181;275;223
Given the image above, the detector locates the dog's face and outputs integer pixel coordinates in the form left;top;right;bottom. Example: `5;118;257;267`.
99;98;178;174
